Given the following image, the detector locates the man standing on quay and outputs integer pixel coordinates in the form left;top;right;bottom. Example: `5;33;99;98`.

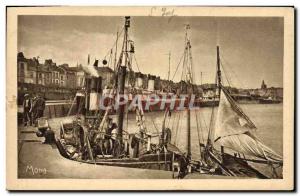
22;94;32;126
30;94;45;126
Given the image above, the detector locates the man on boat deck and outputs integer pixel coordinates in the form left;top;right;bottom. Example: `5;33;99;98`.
74;119;85;152
111;125;118;156
104;118;117;155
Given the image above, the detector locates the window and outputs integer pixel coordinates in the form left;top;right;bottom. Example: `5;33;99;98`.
29;72;34;78
20;63;24;70
61;75;63;80
19;63;25;77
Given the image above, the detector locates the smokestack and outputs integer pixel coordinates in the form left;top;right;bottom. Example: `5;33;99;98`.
89;76;102;111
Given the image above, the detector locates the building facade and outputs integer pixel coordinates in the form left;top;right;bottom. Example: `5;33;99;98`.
17;52;38;84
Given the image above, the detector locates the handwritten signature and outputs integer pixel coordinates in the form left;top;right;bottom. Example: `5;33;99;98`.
25;164;47;175
149;7;177;23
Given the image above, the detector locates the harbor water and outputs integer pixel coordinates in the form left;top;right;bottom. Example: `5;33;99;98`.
41;103;283;178
46;103;283;161
114;103;283;160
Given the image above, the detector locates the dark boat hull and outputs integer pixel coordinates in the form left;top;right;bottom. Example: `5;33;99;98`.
207;149;269;179
221;153;269;178
197;100;219;107
56;138;174;171
259;99;281;104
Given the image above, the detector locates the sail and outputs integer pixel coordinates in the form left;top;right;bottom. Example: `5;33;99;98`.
213;88;282;162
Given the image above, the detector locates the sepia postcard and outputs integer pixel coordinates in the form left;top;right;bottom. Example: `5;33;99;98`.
6;6;294;191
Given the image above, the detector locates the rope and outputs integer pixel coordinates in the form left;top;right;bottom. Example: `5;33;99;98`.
220;54;246;89
175;113;182;146
170;52;185;82
194;110;202;159
207;105;216;145
180;49;188;81
170;111;176;131
196;110;205;144
133;54;141;72
174;112;180;146
103;27;125;60
67;96;77;116
149;113;160;135
220;61;232;87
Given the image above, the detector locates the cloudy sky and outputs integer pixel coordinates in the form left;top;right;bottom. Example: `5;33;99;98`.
18;16;283;88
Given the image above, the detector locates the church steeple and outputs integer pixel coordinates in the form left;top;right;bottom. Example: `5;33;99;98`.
261;80;267;89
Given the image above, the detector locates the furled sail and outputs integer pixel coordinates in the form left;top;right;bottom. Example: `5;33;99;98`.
213;87;282;163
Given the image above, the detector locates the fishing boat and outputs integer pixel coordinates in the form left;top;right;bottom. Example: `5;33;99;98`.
259;96;282;104
147;25;284;179
55;16;187;174
200;46;283;179
53;16;282;179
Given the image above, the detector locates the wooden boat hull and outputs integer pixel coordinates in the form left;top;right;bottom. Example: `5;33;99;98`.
55;138;174;171
259;99;281;104
221;153;269;179
206;148;270;179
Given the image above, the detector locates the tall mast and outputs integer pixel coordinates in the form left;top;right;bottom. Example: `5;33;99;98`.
124;17;129;67
113;31;118;71
187;102;191;158
167;51;171;81
116;16;130;142
184;24;192;159
217;46;221;96
206;45;222;147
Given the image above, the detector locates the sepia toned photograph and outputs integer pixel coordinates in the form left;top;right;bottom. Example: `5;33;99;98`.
6;6;294;190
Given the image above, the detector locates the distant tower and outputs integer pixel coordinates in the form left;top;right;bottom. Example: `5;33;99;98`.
261;80;267;89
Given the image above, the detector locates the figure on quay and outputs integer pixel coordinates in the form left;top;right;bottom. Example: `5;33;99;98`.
22;94;32;126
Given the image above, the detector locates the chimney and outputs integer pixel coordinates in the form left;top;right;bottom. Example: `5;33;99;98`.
85;76;102;113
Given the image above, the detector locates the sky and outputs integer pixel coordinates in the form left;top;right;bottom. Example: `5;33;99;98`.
18;16;283;88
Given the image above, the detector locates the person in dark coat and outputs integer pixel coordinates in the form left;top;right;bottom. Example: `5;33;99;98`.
30;95;38;126
34;95;46;120
178;153;189;179
22;94;32;126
